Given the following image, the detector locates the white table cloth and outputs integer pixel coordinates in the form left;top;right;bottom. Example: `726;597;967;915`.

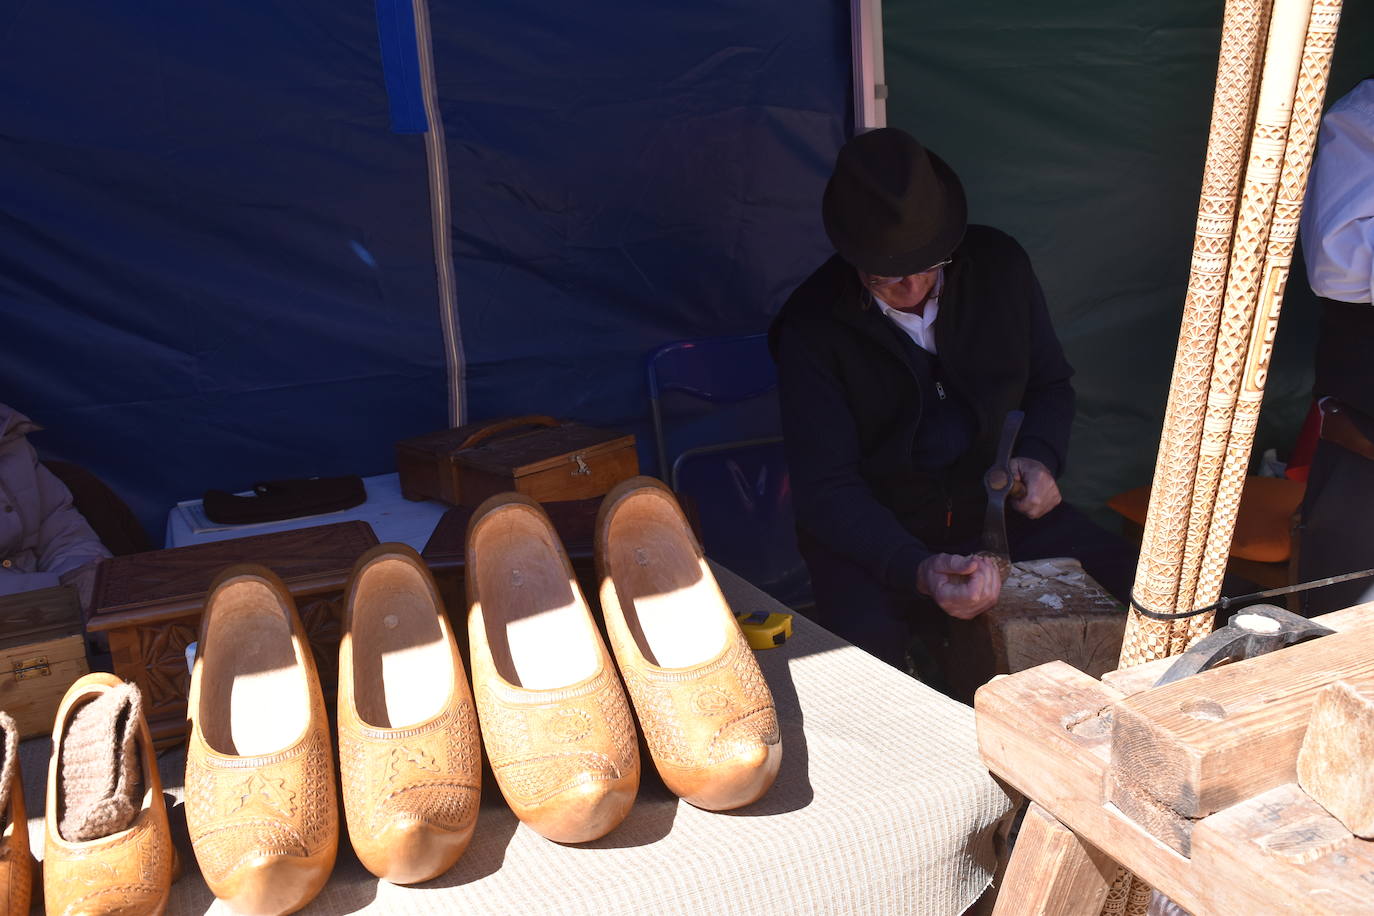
25;564;1012;914
164;473;449;552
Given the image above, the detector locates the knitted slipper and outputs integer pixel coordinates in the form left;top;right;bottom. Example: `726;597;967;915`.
57;681;143;842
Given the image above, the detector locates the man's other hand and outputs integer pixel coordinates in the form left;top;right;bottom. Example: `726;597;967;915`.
1009;457;1061;519
916;553;1002;619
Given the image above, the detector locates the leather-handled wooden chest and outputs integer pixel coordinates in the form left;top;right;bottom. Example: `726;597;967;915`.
395;415;638;507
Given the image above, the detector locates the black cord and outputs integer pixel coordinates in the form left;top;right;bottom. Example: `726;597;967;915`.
1129;567;1374;622
1129;597;1220;622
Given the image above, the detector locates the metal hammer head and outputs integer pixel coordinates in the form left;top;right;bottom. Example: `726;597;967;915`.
1153;604;1335;687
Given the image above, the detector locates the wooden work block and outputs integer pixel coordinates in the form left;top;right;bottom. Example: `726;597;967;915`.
1297;681;1374;838
87;521;379;746
1108;624;1374;854
992;803;1115;916
976;661;1121;818
1191;782;1374;915
946;558;1126;703
1099;656;1173;696
976;663;1205;912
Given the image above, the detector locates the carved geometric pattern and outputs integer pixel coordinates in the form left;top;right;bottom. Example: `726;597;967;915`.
388;744;439;776
621;667;694;766
232;772;296;818
544;708;593;744
43;791;176;915
593;669;639;771
190;818;309;885
134;621;198;722
618;637;779;770
497;752;621;805
1122;0;1272;668
477;668;638;807
1181;0;1346;654
186;724;337;886
1118;3;1345;907
338;700;481;839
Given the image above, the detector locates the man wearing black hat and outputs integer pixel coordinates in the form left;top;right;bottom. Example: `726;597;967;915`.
770;127;1131;674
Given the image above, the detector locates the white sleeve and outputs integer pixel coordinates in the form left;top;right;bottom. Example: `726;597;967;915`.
1301;81;1374;304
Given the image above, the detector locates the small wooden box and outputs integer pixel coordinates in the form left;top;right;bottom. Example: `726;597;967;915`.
0;585;90;739
396;415;638;507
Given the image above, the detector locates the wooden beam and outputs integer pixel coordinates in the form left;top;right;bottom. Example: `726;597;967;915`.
976;662;1119;816
978;662;1370;914
1107;625;1374;852
992;804;1115;916
1191;783;1374;913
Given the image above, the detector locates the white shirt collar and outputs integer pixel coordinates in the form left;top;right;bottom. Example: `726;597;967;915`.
871;269;943;353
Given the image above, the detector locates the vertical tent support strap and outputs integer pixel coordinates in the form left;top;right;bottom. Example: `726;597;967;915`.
410;0;466;427
851;0;887;132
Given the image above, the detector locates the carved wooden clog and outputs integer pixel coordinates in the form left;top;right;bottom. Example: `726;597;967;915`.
0;712;33;916
44;674;177;916
338;544;480;884
596;478;781;811
467;494;639;843
185;566;337;916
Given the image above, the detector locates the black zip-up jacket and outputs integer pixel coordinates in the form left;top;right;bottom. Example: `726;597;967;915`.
769;225;1075;594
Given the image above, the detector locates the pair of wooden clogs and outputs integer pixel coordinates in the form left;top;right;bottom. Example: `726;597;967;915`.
469;476;782;841
184;546;475;915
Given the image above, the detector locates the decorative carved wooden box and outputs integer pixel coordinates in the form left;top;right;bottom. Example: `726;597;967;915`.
422;499;601;619
87;521;378;746
0;585;89;739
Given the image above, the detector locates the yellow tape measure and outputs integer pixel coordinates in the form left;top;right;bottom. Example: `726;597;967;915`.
734;610;793;649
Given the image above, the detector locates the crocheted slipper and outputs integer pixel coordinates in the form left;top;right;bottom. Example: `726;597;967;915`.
57;681;142;842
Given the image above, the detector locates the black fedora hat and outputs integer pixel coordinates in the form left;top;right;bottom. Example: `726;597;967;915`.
822;127;968;277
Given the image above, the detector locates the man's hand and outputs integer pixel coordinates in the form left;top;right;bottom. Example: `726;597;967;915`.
916;553;1002;619
1009;457;1061;519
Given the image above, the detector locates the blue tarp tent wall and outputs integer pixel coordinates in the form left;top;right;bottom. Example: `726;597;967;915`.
3;1;850;542
5;1;1374;545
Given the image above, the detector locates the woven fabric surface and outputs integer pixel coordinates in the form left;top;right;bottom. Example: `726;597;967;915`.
19;562;1011;914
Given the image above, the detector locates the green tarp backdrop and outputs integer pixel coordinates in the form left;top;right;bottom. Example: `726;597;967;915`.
884;0;1374;520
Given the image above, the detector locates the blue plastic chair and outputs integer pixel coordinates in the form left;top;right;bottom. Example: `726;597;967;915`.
646;334;812;609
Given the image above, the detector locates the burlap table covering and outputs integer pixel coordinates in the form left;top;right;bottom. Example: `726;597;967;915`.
21;563;1011;914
